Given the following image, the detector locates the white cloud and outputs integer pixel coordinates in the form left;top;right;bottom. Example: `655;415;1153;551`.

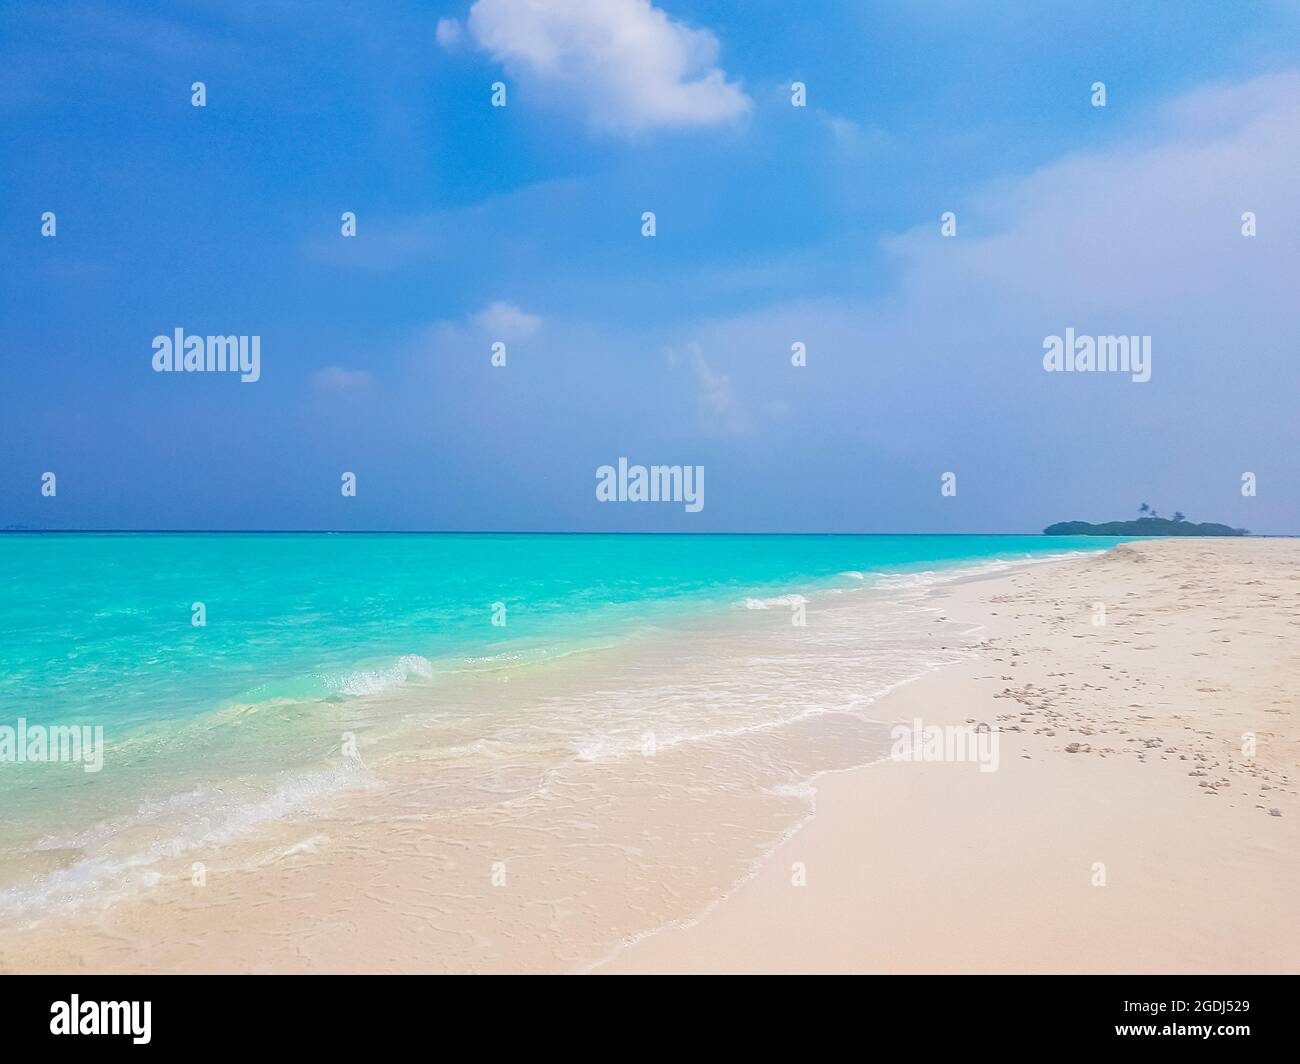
883;70;1300;315
435;18;463;48
310;366;372;392
471;300;543;339
659;71;1300;527
664;343;760;436
822;113;889;157
464;0;750;134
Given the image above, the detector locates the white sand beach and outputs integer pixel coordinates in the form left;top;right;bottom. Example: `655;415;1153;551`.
600;538;1300;973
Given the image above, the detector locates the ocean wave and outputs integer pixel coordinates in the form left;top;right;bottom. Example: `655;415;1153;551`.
868;550;1098;592
741;593;809;610
325;653;433;697
1;760;381;922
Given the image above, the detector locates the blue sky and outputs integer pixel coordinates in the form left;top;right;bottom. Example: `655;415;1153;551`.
2;0;1298;532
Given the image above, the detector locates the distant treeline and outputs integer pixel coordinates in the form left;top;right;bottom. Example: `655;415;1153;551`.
1044;517;1249;536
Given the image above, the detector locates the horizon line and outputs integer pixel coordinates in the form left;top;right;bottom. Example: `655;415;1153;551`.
0;529;1290;537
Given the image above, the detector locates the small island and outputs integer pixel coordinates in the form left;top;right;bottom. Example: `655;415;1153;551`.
1045;504;1248;537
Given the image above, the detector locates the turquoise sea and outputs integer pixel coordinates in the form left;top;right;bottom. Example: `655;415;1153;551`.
0;532;1125;914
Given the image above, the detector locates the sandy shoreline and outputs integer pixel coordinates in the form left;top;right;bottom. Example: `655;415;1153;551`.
2;539;1296;974
599;538;1300;973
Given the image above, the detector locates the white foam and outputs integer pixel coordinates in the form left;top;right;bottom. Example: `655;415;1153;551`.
330;654;433;697
1;761;381;921
742;593;808;610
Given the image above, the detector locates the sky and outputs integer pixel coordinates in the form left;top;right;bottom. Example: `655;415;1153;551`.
1;0;1298;533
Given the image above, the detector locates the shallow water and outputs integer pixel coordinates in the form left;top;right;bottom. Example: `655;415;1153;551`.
0;533;1123;924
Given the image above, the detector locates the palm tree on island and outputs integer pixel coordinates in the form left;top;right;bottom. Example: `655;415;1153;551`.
1045;506;1247;537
